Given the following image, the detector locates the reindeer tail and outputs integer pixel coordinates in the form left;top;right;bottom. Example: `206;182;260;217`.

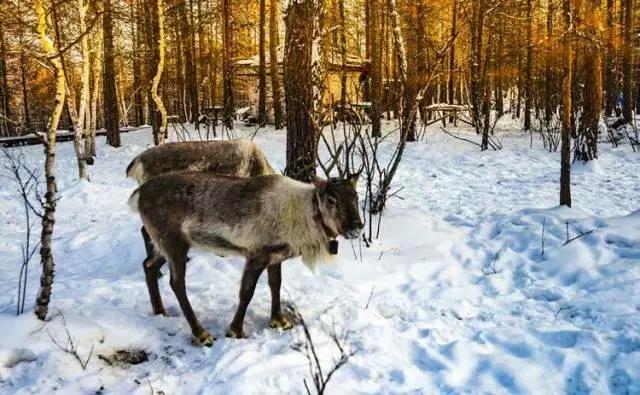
126;157;145;184
128;188;141;213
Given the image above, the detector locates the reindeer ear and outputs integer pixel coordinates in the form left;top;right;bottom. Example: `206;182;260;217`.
347;172;360;188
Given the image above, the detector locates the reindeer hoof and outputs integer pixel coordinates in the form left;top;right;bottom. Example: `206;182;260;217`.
153;308;168;317
225;327;246;339
269;315;293;331
192;330;215;347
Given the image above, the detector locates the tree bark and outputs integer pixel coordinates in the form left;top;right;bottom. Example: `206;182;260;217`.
576;0;602;161
34;0;65;321
448;0;457;107
0;22;11;136
524;0;533;130
258;0;267;125
370;0;382;137
20;51;31;132
178;0;198;123
560;0;572;207
222;0;235;130
621;0;633;122
102;0;121;147
151;0;168;144
545;0;555;124
284;0;323;182
339;0;347;106
602;0;615;116
270;0;284;129
133;0;145;126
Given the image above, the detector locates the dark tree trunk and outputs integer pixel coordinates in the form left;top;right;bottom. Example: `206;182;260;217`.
0;22;11;136
603;0;616;116
524;0;533;130
133;0;144;126
284;0;322;182
178;0;198;123
175;24;186;122
622;0;633;122
576;0;602;162
560;0;572;207
270;0;284;129
339;0;347;106
103;0;121;147
20;51;31;132
258;0;267;125
222;0;235;129
470;0;485;144
370;0;382;137
545;0;555;124
448;0;457;107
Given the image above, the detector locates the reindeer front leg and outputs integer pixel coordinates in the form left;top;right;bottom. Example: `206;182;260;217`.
268;263;293;330
227;257;267;338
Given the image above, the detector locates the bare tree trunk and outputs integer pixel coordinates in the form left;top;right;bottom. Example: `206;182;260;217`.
0;23;11;136
621;0;633;122
34;0;65;321
222;0;235;129
448;0;457;107
560;0;572;207
133;0;145;126
370;0;382;137
20;51;31;132
284;0;323;181
603;0;615;116
178;0;198;123
151;0;168;144
576;0;602;161
339;0;347;106
103;0;121;147
270;0;284;129
524;0;533;130
258;0;267;125
545;0;555;124
75;0;91;179
470;0;485;144
88;28;102;158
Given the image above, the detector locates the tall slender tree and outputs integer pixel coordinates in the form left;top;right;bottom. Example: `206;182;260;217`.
560;0;572;207
222;0;235;129
34;0;65;321
103;0;121;147
270;0;284;129
621;0;633;122
258;0;267;125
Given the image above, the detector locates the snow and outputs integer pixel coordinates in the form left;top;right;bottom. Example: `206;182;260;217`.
1;120;639;394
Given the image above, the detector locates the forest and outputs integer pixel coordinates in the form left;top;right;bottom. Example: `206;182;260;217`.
0;0;639;393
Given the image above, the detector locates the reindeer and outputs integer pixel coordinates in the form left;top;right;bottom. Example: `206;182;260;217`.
126;140;277;309
128;172;363;346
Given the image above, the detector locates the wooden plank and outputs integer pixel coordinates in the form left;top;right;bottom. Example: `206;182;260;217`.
0;127;140;148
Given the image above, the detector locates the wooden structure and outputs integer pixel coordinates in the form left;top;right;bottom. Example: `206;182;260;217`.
236;46;370;121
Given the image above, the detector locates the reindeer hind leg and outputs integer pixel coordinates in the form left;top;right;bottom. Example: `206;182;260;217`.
163;234;213;347
141;227;168;316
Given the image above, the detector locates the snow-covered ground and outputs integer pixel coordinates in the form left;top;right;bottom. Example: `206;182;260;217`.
1;120;639;394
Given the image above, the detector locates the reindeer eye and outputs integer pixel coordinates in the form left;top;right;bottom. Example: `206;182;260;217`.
327;196;337;206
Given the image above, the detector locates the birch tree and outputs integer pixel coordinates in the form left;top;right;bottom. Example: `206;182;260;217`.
34;0;65;321
151;0;168;144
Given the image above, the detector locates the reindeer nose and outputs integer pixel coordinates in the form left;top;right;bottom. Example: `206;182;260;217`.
354;220;364;229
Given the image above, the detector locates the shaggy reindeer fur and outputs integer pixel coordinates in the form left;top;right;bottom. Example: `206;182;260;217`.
126;139;275;185
129;172;363;346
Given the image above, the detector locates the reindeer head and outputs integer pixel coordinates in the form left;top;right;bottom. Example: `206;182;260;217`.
312;174;364;240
